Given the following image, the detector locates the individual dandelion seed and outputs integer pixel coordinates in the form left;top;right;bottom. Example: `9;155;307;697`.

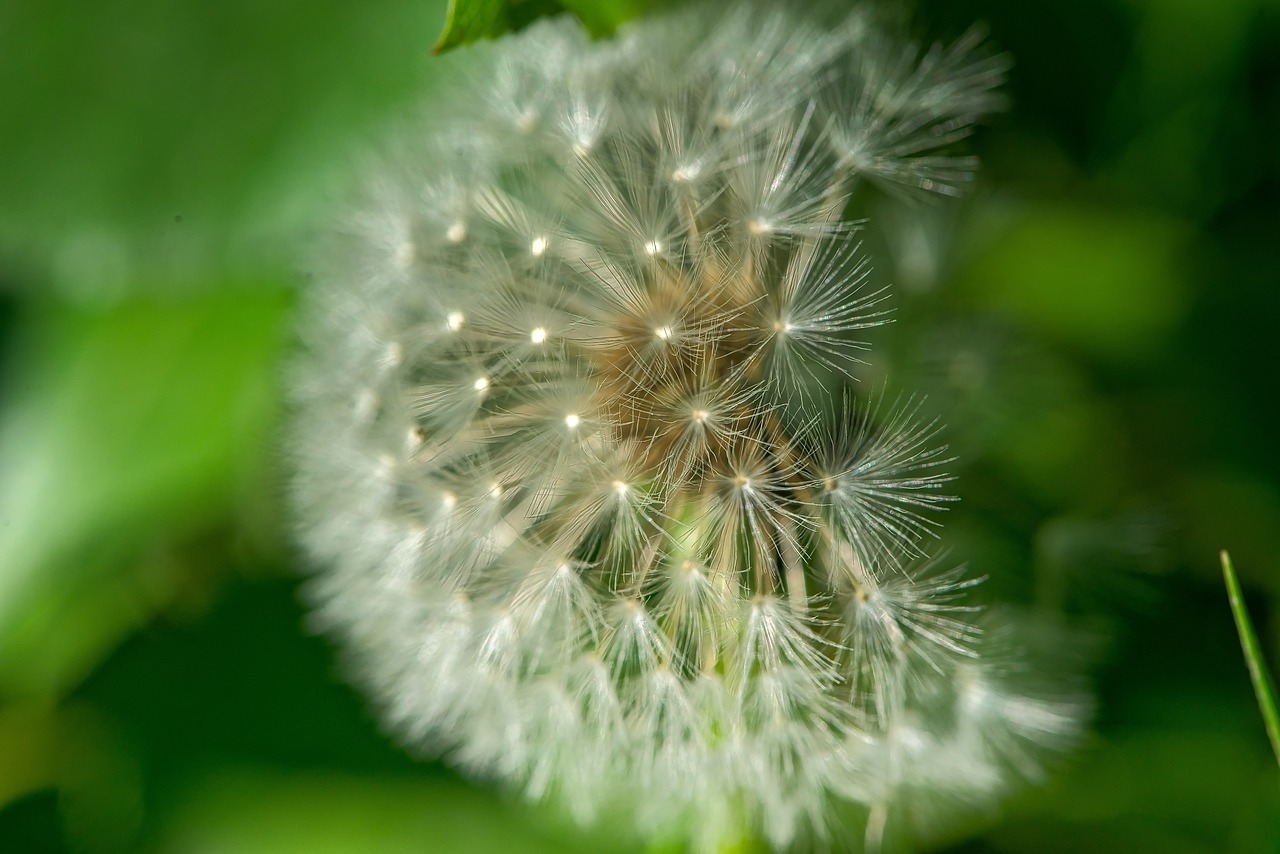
291;4;1081;851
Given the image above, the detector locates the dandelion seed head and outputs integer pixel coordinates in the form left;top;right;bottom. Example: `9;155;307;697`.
382;342;404;368
394;241;416;268
515;109;539;133
291;5;1080;851
671;163;701;183
353;388;379;423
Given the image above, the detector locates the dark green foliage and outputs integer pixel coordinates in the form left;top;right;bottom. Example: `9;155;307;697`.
1;0;1278;850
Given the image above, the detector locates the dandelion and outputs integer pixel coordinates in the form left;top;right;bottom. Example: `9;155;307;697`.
291;4;1081;849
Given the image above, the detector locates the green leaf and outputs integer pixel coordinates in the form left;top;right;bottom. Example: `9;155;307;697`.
0;0;447;299
434;0;508;52
1220;550;1280;765
159;771;608;854
433;0;648;54
959;205;1191;363
559;0;647;35
0;286;291;699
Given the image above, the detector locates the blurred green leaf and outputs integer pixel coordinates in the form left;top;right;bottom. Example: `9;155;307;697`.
1099;0;1254;214
558;0;648;34
0;706;60;808
435;0;508;52
159;771;607;854
959;204;1191;362
0;0;447;299
0;287;290;699
1177;471;1280;590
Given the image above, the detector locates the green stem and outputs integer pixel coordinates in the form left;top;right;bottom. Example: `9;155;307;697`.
1220;549;1280;766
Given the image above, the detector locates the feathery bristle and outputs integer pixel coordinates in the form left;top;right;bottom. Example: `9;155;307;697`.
291;5;1081;851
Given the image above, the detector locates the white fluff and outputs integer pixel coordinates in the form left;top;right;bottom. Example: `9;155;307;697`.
291;5;1082;850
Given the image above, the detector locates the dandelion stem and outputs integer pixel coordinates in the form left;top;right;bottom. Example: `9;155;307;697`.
1220;549;1280;765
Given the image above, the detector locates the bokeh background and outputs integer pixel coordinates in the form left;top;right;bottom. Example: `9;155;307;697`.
1;0;1278;851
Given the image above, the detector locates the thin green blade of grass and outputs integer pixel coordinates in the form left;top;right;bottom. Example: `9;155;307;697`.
1221;549;1280;766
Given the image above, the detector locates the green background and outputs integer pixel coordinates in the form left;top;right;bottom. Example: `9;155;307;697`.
1;0;1278;850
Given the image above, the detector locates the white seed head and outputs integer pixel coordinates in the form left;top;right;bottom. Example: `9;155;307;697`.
394;241;416;268
382;342;404;368
672;163;701;183
291;6;1078;852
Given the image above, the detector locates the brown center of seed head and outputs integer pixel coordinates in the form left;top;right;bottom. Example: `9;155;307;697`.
580;251;812;599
